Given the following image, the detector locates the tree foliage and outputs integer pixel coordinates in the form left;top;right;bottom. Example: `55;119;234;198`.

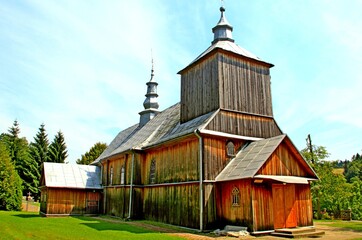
0;141;23;211
48;131;68;163
76;142;107;165
29;123;49;166
0;121;39;196
301;141;362;220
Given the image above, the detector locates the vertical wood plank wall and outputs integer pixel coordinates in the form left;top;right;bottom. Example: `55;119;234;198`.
252;183;274;232
104;187;130;218
205;110;281;138
45;188;100;215
203;136;244;180
216;180;253;230
218;53;272;116
257;143;310;177
295;184;313;227
141;138;199;184
180;51;272;123
143;184;200;228
180;54;219;123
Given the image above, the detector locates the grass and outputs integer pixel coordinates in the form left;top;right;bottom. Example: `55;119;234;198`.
0;211;184;240
316;219;362;232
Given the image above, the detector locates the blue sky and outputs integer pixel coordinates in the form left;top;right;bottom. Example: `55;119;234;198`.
1;0;361;163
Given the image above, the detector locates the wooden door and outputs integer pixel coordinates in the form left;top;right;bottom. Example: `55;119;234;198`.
272;184;297;229
86;192;99;214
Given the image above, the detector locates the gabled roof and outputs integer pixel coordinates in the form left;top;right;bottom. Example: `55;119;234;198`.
42;162;101;189
215;135;318;182
216;135;285;182
93;103;217;164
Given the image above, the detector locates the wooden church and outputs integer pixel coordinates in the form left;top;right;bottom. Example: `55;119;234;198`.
92;7;318;233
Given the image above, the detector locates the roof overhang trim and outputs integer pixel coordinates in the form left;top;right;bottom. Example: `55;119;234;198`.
253;175;318;184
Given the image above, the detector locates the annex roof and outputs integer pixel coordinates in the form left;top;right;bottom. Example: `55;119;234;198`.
42;162;102;189
216;135;284;182
216;134;318;182
93;103;217;163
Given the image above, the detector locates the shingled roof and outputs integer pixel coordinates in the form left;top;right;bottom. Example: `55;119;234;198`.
93;103;217;164
42;162;102;189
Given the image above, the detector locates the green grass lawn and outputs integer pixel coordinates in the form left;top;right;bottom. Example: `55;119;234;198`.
0;211;184;240
315;219;362;232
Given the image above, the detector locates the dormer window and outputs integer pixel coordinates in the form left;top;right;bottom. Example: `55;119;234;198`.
226;141;235;157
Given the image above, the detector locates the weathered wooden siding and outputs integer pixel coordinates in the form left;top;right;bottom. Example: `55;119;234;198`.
295;184;313;227
180;54;219;123
102;154;131;186
44;188;101;215
216;180;253;230
218;53;272;116
252;183;274;231
104;187;130;218
203;137;245;180
180;50;273;123
257;142;310;177
142;138;199;184
143;184;200;229
204;183;218;229
206;110;282;138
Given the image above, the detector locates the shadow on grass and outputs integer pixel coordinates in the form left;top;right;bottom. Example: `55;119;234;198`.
14;213;40;218
80;221;153;233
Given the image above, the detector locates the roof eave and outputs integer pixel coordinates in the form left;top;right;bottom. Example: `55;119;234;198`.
178;46;274;75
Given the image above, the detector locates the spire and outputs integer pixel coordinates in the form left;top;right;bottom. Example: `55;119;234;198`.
212;7;234;44
139;59;160;127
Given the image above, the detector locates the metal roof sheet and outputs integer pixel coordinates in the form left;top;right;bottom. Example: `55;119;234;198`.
94;103;216;163
215;135;285;182
43;162;102;189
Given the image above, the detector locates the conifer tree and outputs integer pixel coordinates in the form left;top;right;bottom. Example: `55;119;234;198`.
1;121;39;196
29;123;49;166
48;131;68;163
0;141;23;211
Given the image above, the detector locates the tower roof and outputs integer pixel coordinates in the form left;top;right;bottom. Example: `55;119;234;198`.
139;60;160;127
179;7;273;74
212;7;234;44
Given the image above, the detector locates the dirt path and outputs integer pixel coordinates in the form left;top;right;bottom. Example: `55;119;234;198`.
93;217;362;240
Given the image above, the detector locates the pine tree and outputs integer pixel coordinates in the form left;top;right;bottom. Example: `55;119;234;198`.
29;123;49;166
0;141;23;211
76;142;107;165
0;121;39;197
48;131;68;163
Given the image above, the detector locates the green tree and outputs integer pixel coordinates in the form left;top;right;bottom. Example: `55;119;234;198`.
349;176;362;220
0;141;23;211
300;145;329;169
48;131;68;163
344;153;362;182
29;123;49;166
313;162;352;218
76;142;107;165
0;121;39;197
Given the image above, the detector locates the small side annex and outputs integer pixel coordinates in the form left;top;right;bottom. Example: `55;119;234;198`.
39;162;102;216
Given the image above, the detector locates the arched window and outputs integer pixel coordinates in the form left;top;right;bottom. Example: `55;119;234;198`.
232;187;240;206
226;141;235;157
150;159;156;184
110;166;113;185
120;166;125;185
